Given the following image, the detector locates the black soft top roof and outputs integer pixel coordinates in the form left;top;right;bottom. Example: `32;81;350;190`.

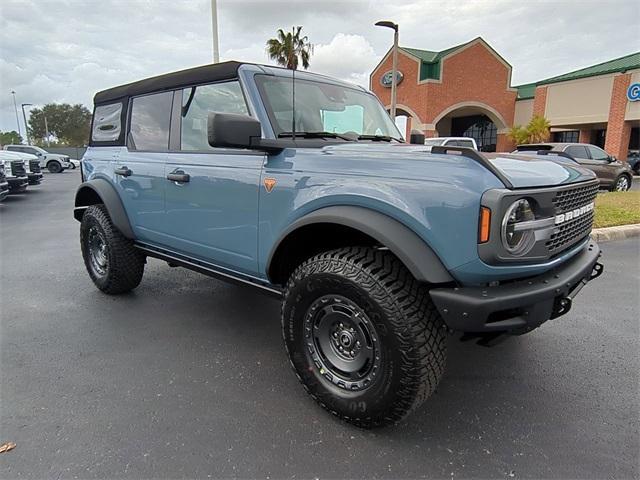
93;61;243;105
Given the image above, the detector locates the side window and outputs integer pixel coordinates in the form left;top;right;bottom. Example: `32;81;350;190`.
181;81;248;150
587;145;609;162
457;140;475;148
92;103;123;142
565;145;588;159
129;91;173;151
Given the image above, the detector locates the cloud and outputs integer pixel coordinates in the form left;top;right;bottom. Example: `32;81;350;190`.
1;0;639;134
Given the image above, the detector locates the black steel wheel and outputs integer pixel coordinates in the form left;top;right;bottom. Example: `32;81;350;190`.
282;246;447;428
80;204;145;294
47;161;62;173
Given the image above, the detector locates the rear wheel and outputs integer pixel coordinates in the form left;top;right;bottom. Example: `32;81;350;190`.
80;204;145;294
282;247;447;428
611;174;631;192
47;161;62;173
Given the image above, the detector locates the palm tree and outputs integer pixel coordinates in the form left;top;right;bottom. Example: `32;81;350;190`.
266;26;312;70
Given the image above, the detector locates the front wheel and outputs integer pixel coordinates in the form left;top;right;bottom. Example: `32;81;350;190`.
611;174;631;192
80;204;145;294
282;247;447;428
47;161;62;173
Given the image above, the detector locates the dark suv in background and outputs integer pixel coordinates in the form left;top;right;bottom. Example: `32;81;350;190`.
514;143;634;191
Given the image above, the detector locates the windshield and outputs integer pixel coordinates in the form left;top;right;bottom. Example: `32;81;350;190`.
424;139;445;146
255;75;402;141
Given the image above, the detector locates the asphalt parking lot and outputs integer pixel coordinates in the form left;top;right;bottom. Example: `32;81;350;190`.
1;172;638;479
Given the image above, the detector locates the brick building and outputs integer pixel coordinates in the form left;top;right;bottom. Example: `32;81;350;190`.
370;37;640;160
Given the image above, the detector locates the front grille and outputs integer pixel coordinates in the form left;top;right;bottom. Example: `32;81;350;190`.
552;182;599;214
0;167;5;181
547;181;599;254
11;161;26;177
29;160;41;173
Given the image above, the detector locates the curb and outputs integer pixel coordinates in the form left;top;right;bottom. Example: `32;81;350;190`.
591;224;640;243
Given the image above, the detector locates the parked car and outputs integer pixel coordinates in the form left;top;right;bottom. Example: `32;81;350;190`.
3;145;71;173
0;152;29;193
68;158;81;169
626;150;640;175
1;151;43;185
0;159;9;201
74;62;604;428
424;136;478;150
513;143;634;191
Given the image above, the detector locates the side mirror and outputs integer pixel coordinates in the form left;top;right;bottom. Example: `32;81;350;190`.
208;112;262;150
609;156;617;163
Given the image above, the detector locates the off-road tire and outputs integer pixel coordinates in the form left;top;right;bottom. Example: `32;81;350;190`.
80;204;145;294
47;161;62;173
282;246;447;428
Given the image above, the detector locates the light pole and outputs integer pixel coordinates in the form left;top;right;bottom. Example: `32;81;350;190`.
44;114;50;146
21;103;32;145
375;20;399;120
10;90;22;138
211;0;219;63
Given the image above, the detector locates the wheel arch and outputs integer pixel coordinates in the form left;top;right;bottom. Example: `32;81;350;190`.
73;179;135;239
266;206;453;286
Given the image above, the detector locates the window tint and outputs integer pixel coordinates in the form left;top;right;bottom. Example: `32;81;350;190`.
92;103;123;142
181;81;248;150
129;92;173;151
565;145;588;159
587;145;609;161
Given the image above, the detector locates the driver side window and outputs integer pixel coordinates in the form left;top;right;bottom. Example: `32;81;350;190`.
587;145;609;162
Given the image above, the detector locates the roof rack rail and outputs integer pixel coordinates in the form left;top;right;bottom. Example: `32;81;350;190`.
430;145;514;189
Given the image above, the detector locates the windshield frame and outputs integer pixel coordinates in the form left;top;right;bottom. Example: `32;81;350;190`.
254;73;403;142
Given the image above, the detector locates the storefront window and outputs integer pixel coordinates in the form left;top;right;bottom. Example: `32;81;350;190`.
552;131;579;143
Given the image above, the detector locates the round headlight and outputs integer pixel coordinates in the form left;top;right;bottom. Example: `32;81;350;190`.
501;199;536;256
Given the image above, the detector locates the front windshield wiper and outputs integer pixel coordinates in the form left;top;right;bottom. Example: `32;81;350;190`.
278;131;356;141
357;134;402;143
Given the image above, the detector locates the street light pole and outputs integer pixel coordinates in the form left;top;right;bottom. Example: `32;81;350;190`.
10;90;22;138
211;0;220;63
44;114;50;147
375;20;399;120
21;103;32;145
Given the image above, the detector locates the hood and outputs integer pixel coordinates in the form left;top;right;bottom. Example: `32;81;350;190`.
321;143;596;188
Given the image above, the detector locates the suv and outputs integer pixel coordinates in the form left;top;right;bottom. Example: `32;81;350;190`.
1;151;43;185
513;143;634;191
75;62;604;428
3;145;71;173
0;152;29;193
424;136;478;150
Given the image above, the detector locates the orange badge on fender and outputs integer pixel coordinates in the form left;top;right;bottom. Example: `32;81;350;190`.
263;177;277;193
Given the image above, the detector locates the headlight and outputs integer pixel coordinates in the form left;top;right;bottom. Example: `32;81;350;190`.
501;199;536;256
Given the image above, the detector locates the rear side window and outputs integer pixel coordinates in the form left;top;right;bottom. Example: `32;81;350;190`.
129;91;173;151
181;81;248;150
565;145;588;159
92;103;123;142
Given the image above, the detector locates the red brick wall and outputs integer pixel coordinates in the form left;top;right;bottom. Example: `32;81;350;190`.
579;129;592;144
604;74;632;161
497;134;515;152
532;86;547;117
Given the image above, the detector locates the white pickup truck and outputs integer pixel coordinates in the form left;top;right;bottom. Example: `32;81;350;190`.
3;145;72;173
423;136;478;151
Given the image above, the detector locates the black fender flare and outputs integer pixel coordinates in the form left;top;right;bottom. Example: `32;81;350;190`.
267;206;453;284
73;179;135;239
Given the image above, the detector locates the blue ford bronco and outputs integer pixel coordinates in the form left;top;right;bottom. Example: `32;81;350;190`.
75;62;603;427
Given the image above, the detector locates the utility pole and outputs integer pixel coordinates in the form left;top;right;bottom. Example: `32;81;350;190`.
21;103;32;145
211;0;219;63
11;90;22;138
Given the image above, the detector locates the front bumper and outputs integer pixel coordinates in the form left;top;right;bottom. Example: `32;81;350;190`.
7;176;29;193
27;172;43;185
430;241;602;334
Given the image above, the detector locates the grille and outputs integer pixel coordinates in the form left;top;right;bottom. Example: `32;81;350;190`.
552;182;599;214
29;160;41;173
547;181;599;254
0;166;5;181
11;161;26;177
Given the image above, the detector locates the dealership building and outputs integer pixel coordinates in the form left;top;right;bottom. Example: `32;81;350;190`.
370;37;640;160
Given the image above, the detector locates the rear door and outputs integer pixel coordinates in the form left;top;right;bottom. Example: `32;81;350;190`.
113;91;172;244
163;80;264;276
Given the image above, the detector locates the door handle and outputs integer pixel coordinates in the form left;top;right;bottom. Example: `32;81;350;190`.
167;172;190;183
114;166;132;177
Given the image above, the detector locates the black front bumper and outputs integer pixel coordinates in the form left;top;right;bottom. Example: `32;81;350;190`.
430;242;603;334
28;173;43;185
7;177;28;193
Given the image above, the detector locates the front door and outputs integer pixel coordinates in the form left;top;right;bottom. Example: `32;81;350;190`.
564;144;609;188
162;80;263;276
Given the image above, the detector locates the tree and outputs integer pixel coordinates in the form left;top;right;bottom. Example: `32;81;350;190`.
508;115;551;144
266;26;312;70
28;103;92;146
0;130;23;146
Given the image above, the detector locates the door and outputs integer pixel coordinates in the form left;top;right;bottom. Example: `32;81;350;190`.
113;91;172;244
163;80;264;275
563;144;606;187
585;145;616;187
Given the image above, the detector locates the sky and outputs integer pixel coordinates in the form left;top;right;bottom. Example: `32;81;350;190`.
1;0;639;134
